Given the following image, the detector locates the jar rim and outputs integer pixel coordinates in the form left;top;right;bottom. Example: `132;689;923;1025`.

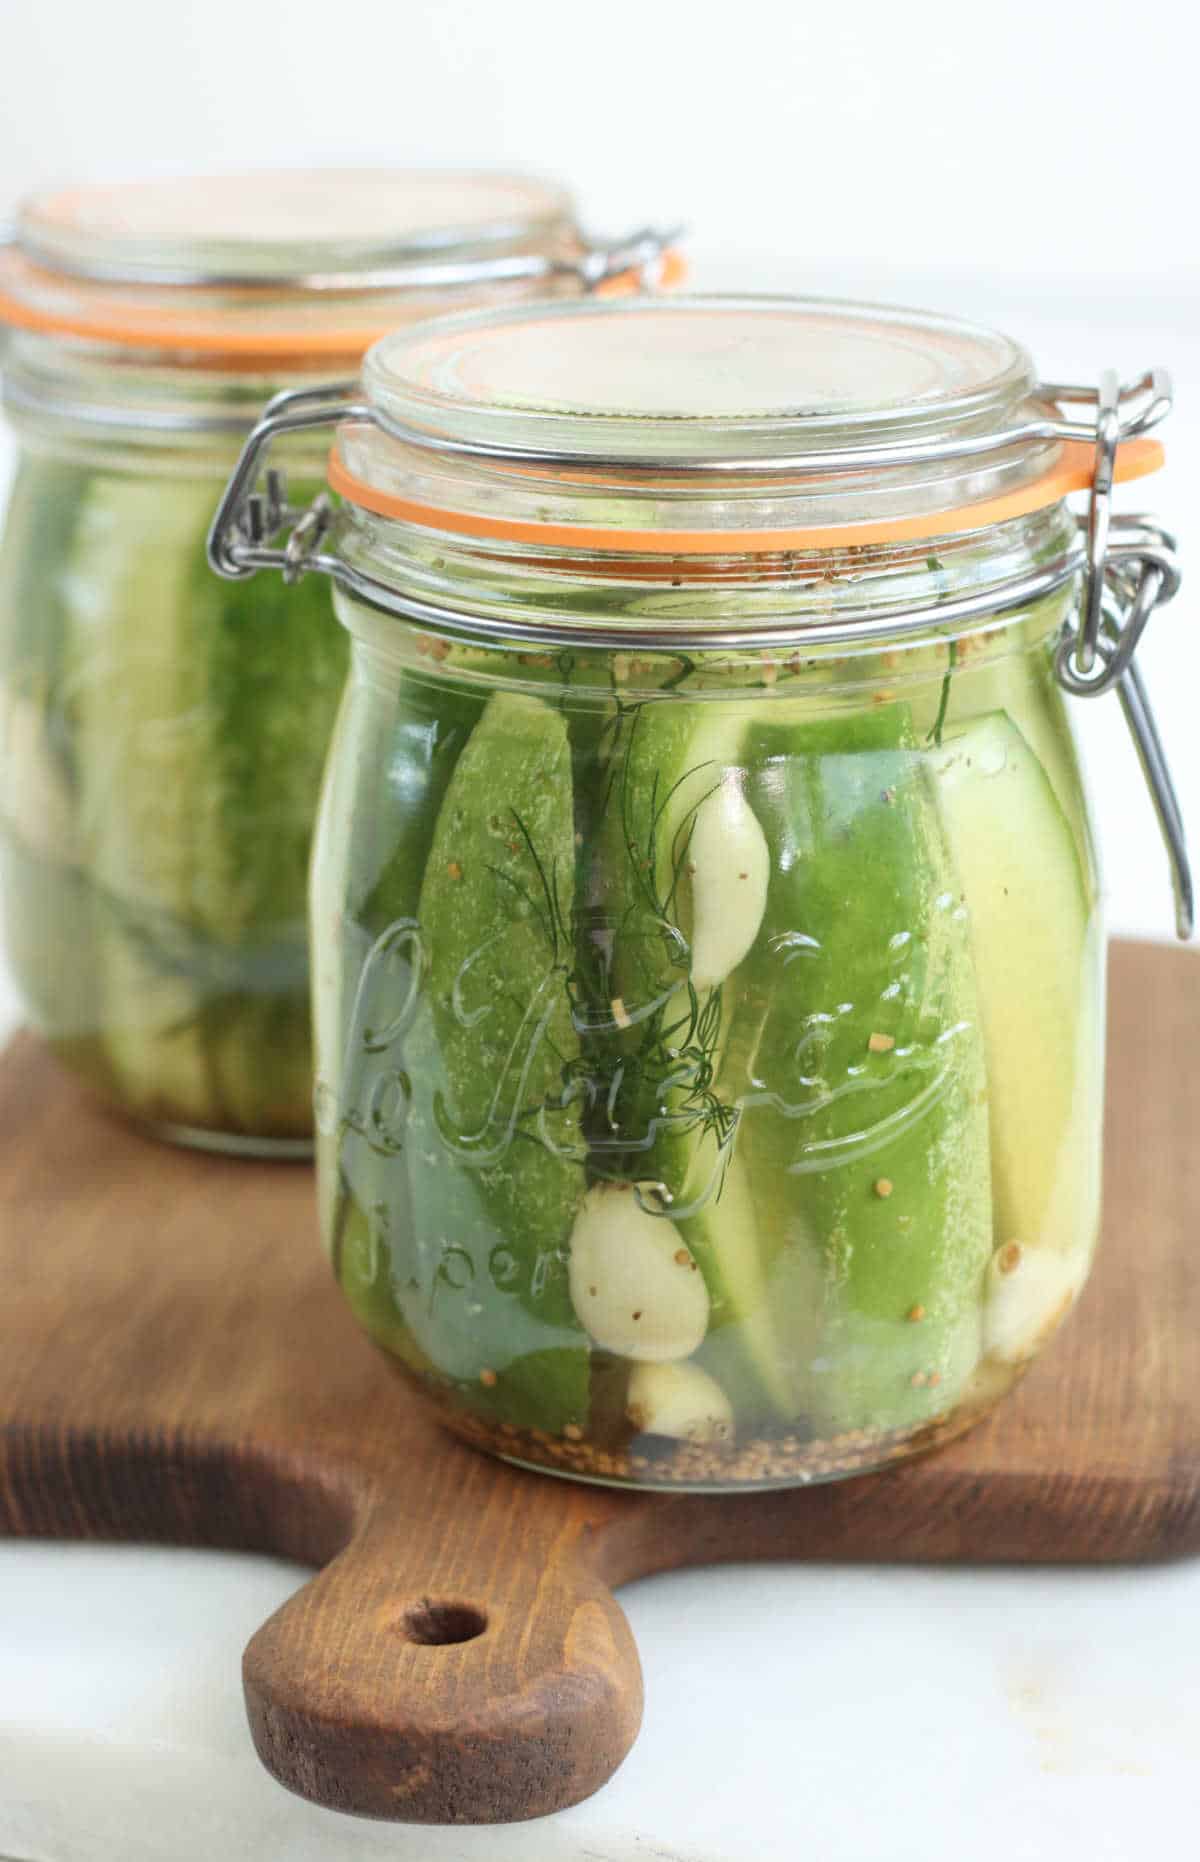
0;168;677;362
13;169;575;287
362;293;1038;458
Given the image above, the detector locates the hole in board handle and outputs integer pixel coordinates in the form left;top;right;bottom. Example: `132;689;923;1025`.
402;1599;488;1646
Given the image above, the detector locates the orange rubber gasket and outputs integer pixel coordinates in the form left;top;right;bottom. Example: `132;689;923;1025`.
326;435;1165;556
0;249;688;361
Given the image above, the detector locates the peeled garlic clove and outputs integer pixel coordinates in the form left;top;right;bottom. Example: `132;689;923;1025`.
568;1183;710;1361
982;1240;1087;1365
627;1360;733;1443
688;777;770;990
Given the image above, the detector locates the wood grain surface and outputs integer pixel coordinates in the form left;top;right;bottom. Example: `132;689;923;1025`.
0;939;1197;1825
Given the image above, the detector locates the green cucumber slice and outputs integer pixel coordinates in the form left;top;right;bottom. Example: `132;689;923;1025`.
0;454;101;1052
929;710;1103;1269
68;473;234;1128
49;467;344;1138
736;706;994;1434
368;690;591;1431
318;660;485;1240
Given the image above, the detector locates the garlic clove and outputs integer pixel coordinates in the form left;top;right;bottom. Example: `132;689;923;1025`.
627;1359;733;1443
687;776;770;990
568;1182;710;1361
982;1239;1088;1366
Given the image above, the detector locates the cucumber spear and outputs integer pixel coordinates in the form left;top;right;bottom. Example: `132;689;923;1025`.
735;707;995;1434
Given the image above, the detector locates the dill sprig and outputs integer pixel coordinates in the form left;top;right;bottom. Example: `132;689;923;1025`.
923;553;957;750
928;637;958;748
569;704;738;1187
473;703;740;1196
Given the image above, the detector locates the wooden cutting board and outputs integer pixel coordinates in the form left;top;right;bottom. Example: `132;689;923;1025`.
1;939;1197;1827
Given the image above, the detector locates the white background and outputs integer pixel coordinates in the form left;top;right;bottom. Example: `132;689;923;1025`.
1;5;1198;1859
0;0;1196;295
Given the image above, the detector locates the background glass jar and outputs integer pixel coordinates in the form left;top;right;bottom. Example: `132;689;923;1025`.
212;295;1185;1486
0;171;678;1153
0;351;337;1152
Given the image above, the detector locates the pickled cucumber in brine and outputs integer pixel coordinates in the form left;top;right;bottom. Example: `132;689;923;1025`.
0;458;347;1146
313;622;1103;1487
735;709;994;1433
331;689;591;1433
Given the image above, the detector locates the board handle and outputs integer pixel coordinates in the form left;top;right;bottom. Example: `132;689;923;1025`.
240;1453;644;1824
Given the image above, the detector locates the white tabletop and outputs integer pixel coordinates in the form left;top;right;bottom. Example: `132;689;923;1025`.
3;1544;1200;1862
1;261;1197;1860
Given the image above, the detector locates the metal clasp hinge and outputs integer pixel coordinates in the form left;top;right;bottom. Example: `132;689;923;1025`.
204;222;683;577
1046;368;1190;938
207;383;369;585
572;225;684;293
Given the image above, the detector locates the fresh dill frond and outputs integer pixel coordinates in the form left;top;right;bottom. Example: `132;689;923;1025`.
485;707;741;1185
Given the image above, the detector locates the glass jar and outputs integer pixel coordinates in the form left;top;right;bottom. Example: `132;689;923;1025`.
0;170;678;1153
212;295;1187;1488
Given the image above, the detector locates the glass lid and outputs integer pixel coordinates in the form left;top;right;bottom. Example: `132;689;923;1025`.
14;168;576;287
336;294;1166;550
0;168;613;361
360;294;1037;463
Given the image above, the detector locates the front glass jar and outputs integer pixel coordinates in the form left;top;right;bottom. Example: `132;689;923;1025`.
213;295;1184;1487
0;171;677;1153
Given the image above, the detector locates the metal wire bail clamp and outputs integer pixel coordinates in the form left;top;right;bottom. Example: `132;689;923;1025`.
1046;371;1189;937
207;383;368;583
